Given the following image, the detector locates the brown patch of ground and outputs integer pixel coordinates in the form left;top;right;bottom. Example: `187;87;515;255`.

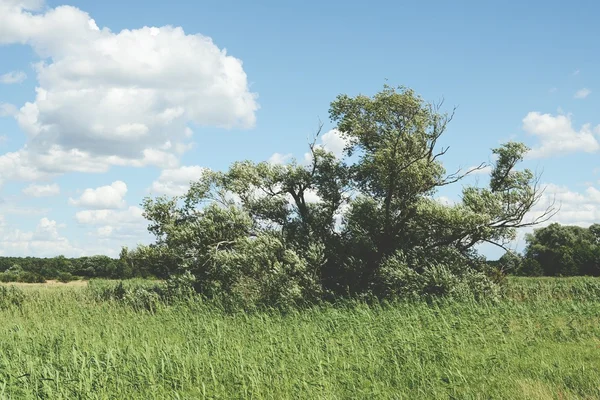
1;280;88;288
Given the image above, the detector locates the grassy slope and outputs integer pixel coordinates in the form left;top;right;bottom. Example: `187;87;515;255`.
1;278;599;399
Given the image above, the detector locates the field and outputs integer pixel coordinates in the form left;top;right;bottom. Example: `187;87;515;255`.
1;278;600;399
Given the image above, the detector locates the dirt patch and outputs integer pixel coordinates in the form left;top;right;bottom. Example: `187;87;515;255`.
0;280;89;288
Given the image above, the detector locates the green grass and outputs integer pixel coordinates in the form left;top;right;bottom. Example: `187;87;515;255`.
1;278;600;399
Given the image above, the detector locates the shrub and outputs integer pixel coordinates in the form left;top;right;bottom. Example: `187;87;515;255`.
210;234;323;310
17;272;46;283
87;277;199;312
57;272;75;283
0;271;45;283
0;285;25;310
375;251;500;302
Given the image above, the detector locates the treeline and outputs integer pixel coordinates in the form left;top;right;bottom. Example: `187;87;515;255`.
0;252;149;283
496;223;600;277
5;221;598;284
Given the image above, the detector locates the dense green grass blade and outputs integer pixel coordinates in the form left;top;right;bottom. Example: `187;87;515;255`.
0;278;599;399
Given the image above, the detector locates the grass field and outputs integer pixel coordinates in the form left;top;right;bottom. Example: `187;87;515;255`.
1;278;600;399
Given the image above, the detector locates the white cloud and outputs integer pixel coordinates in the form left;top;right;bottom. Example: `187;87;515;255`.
149;165;207;196
75;205;148;243
510;183;600;251
267;129;350;167
0;70;26;84
0;0;258;182
75;205;144;225
300;129;352;165
96;225;114;237
0;194;50;215
0;215;83;257
303;188;321;204
0;150;52;185
522;112;600;158
268;152;293;165
69;180;127;209
320;129;349;157
574;88;591;99
22;183;60;197
0;103;17;117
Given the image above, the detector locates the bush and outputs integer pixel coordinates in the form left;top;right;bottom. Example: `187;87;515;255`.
57;272;75;283
0;271;45;283
209;234;323;310
375;251;500;302
0;285;25;310
87;276;198;312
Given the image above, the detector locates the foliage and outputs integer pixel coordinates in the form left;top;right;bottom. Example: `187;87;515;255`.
134;84;553;307
0;279;599;398
0;253;147;282
0;285;25;310
518;223;600;276
0;264;46;283
86;276;196;312
374;250;500;301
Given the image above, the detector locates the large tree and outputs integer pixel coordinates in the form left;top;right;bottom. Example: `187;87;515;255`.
131;84;555;304
328;85;555;290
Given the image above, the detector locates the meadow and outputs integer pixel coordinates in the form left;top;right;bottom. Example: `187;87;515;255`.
1;278;599;399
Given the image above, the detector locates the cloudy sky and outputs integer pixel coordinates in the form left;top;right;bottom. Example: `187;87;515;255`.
0;0;598;258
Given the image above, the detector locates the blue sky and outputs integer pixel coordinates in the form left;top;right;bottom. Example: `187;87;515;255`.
0;0;599;258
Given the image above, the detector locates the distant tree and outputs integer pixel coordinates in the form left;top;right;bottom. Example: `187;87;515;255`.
522;223;600;276
496;251;523;275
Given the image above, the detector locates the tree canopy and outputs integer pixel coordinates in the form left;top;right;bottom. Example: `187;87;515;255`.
128;84;554;307
514;223;600;276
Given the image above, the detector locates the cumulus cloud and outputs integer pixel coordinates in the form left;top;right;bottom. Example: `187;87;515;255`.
522;112;600;158
0;150;52;185
574;88;591;99
505;182;600;253
149;165;207;196
74;205;148;242
527;183;600;227
75;205;144;225
300;129;352;165
267;129;350;167
22;182;60;197
0;70;26;84
0;0;258;182
69;180;127;209
0;103;17;117
96;225;113;238
268;152;293;165
0;215;83;257
319;129;349;158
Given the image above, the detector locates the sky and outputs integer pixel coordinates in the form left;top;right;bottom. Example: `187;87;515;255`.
0;0;599;259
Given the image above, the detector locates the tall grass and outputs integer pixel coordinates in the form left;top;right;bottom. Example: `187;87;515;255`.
0;278;599;399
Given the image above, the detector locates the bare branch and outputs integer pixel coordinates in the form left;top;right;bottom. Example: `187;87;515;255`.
481;239;514;253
